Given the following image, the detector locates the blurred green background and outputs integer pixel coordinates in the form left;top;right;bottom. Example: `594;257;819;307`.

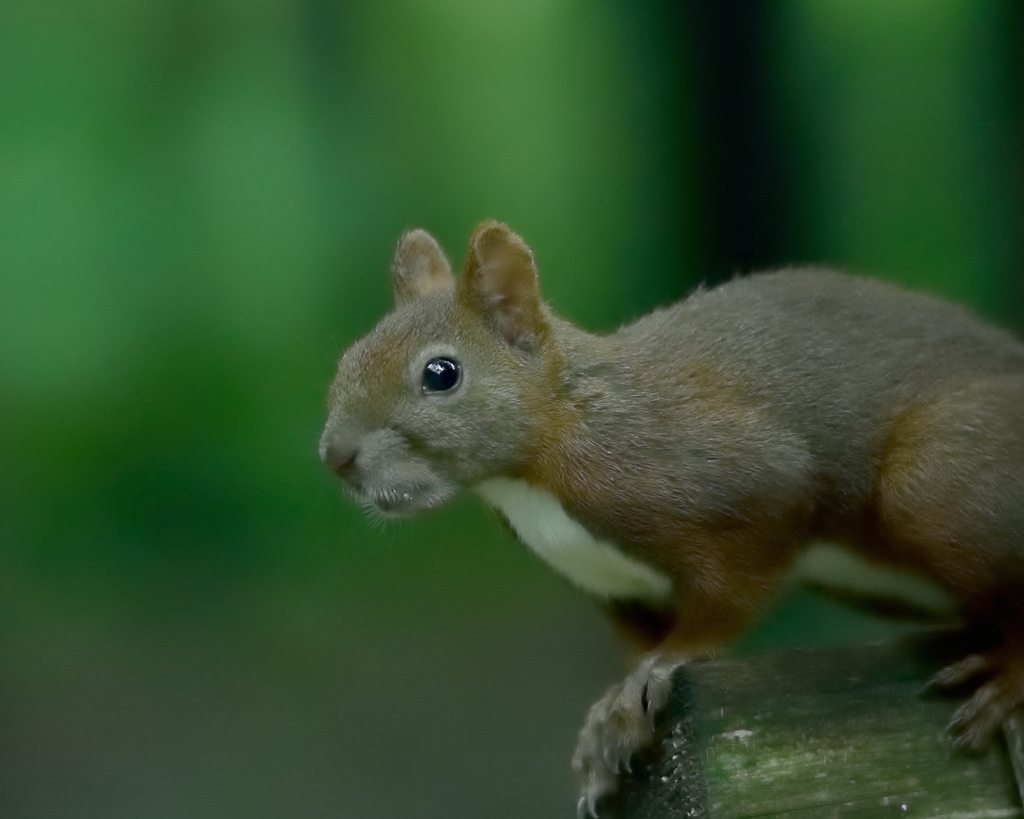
1;1;1021;817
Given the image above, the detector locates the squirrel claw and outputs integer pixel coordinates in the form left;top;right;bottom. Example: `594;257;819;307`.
940;639;1024;753
948;678;1011;752
572;652;686;816
927;653;992;692
576;793;599;819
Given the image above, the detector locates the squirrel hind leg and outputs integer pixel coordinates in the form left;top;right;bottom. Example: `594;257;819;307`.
873;379;1024;750
873;376;1024;596
942;620;1024;751
926;601;1024;750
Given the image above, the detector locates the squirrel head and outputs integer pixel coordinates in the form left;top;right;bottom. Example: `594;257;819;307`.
320;221;557;515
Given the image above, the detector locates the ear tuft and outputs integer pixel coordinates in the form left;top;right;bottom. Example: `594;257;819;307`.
391;229;454;306
459;221;546;350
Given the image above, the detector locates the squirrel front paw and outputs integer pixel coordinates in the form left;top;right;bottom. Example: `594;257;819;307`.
572;652;685;818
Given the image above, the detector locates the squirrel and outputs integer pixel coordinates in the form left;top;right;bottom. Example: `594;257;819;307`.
320;220;1024;817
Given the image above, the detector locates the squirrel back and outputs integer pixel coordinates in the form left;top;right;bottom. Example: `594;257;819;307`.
554;267;1024;543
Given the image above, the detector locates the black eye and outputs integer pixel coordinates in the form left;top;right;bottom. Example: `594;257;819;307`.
422;357;461;393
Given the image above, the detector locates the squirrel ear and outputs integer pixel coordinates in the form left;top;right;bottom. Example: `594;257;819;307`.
459;221;546;351
391;229;454;306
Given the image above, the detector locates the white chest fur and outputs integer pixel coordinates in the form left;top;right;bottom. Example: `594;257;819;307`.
475;477;673;603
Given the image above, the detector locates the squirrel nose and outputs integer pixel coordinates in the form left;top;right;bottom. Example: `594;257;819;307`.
320;437;358;478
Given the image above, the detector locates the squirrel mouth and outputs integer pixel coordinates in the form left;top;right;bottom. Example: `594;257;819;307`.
343;472;454;517
359;485;435;516
372;490;418;515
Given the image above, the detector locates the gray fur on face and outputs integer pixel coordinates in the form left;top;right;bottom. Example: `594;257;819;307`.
321;291;537;515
